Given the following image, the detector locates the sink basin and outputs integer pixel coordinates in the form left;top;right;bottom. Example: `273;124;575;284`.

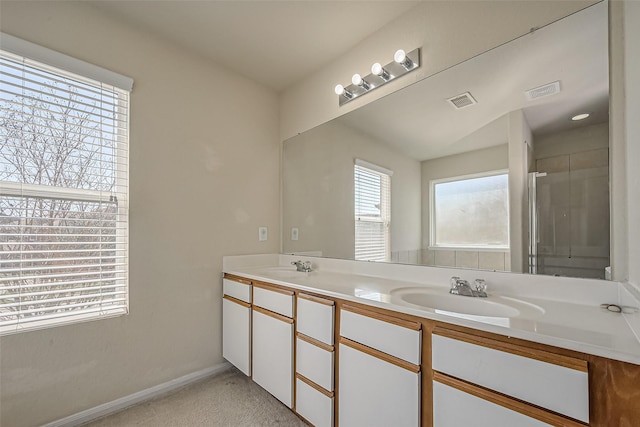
390;287;544;321
399;292;520;317
258;266;311;278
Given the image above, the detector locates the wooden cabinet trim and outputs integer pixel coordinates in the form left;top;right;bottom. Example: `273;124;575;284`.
253;305;294;324
223;294;251;308
339;336;421;374
253;281;295;296
342;304;421;331
223;274;252;286
433;372;587;427
296;373;335;399
433;326;588;372
298;292;335;306
296;332;335;353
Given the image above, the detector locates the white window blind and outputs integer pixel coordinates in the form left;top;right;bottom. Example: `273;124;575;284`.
354;160;391;262
430;171;509;249
0;44;130;335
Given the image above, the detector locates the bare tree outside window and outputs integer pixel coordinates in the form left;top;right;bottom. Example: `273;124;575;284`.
0;56;126;329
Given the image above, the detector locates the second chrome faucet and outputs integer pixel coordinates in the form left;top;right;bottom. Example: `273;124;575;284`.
449;277;488;298
291;260;312;273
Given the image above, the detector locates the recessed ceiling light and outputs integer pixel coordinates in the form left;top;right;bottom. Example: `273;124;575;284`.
571;113;590;121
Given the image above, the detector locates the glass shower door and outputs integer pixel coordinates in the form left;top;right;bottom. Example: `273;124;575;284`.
529;149;610;279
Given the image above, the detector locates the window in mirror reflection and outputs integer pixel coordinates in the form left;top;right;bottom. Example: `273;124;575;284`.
354;160;392;262
431;171;509;249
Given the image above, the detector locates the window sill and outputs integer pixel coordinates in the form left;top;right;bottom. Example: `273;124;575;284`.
428;246;510;253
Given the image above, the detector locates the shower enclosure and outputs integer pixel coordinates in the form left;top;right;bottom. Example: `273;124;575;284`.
528;148;610;279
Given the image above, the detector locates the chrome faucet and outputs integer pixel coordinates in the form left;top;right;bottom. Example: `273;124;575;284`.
449;277;487;298
291;260;312;272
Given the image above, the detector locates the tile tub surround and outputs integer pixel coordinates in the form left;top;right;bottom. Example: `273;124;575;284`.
223;254;640;365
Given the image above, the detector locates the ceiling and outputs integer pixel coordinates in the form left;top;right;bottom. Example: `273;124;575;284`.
337;1;608;161
89;0;420;91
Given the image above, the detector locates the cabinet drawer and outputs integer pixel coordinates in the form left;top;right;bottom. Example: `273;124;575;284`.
222;278;251;303
296;376;334;427
432;332;589;423
433;379;551;427
340;306;421;364
253;283;294;317
296;335;334;391
297;294;334;345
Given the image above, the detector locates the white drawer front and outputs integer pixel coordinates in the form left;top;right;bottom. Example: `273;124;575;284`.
433;381;551;427
296;378;334;427
297;296;334;345
296;337;334;391
432;334;589;423
253;286;294;317
222;278;251;303
340;309;420;365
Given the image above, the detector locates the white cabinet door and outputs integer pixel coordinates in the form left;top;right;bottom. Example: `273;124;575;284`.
339;342;420;427
222;296;251;376
252;308;294;408
433;381;551;427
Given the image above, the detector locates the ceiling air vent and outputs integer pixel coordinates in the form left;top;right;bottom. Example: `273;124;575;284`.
525;81;561;101
447;92;477;109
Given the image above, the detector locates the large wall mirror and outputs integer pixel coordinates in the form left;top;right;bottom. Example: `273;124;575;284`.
283;2;610;280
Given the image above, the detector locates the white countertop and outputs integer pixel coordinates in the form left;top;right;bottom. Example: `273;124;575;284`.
223;254;640;365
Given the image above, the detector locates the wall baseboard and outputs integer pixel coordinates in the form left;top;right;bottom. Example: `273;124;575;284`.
43;361;232;427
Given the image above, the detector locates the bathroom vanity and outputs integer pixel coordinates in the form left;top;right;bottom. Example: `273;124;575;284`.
222;254;640;427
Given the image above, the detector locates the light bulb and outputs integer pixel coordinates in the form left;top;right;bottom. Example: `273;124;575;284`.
334;84;345;95
352;73;370;90
371;62;390;81
394;49;407;64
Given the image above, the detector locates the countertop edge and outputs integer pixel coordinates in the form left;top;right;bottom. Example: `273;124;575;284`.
224;268;640;366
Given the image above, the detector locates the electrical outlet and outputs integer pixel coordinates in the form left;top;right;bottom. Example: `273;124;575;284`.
291;227;299;241
259;227;268;241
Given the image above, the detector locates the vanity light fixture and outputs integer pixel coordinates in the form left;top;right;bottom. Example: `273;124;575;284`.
334;47;420;106
571;113;590;121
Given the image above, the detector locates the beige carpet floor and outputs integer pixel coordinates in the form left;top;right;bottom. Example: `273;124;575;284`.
83;367;308;426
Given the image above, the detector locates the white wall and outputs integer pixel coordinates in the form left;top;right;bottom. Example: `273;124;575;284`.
507;110;534;273
0;2;280;426
283;120;421;260
534;122;609;159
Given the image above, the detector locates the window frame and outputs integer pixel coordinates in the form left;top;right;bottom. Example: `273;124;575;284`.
0;34;132;335
354;159;392;262
429;169;510;251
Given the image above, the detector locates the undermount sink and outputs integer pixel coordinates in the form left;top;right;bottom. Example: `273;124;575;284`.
259;266;311;278
390;287;544;320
